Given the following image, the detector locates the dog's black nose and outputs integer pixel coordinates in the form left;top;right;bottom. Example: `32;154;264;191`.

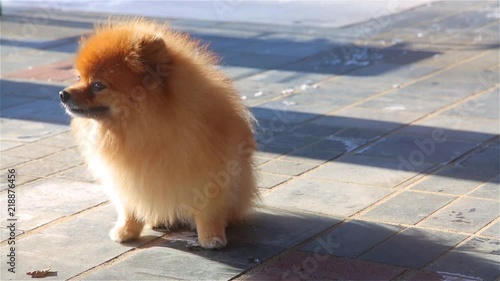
59;90;70;103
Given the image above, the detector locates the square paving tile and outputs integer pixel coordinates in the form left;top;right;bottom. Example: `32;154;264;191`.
35;131;76;148
0;140;24;151
263;178;393;216
419;197;499;233
360;191;456;225
253;156;272;166
460;142;500;169
1;99;70;124
247;250;405;281
257;172;291;189
85;246;248;281
411;164;498;195
469;175;500;200
255;145;293;159
301;220;403;258
1;118;69;143
259;159;317;176
0;155;31;170
0;179;107;235
2;142;63;159
311;136;366;153
359;228;466;268
442;88;499;120
0;172;39;192
426;238;500;281
311;107;422;133
360;92;452;114
260;134;318;150
397;115;499;142
53;164;95;183
358;135;477;165
16;158;73;177
280;148;343;164
307;154;435;188
289;122;343;138
480;221;500;238
43;148;84;165
0;204;163;280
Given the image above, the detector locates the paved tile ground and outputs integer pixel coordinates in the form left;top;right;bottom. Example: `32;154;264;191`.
1;1;499;280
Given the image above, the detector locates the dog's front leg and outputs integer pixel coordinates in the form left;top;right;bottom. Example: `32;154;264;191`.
109;202;144;243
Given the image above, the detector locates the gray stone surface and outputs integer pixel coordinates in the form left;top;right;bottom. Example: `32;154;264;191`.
468;175;499;199
426;238;500;281
360;93;451;114
0;155;31;170
263;178;393;216
0;140;24;151
257;172;290;189
1;50;74;74
360;228;466;268
0;179;106;236
442;88;499;120
280;147;343;164
43;148;84;166
411;163;499;195
0;172;39;192
460;142;500;169
301;220;403;258
0;2;499;280
470;176;500;200
1;99;70;124
360;191;456;225
311;137;366;153
15;158;72;177
0;96;33;110
86;207;338;280
253;156;272;166
1;79;67;101
2;142;63;159
480;222;500;238
254;145;292;159
307;154;435;188
261;134;318;149
419;197;499;233
1;119;69;143
359;135;477;165
85;247;248;281
0;204;163;281
259;159;317;176
396;114;499;142
53;164;95;183
35;131;76;148
311;106;422;133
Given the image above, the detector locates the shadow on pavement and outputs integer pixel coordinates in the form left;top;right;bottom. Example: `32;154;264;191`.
1;77;498;183
87;209;499;280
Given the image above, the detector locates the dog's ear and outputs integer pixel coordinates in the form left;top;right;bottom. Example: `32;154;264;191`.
126;34;170;83
138;34;168;66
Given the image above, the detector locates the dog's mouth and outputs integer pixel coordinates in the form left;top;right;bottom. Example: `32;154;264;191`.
65;105;109;118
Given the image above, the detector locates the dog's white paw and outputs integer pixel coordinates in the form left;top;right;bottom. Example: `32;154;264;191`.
199;236;227;249
109;225;139;243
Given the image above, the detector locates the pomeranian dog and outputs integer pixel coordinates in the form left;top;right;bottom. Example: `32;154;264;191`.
60;19;257;249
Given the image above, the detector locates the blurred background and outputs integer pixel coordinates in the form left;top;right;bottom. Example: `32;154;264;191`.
3;0;436;28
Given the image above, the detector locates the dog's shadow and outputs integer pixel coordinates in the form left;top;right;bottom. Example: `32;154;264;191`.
134;206;336;261
92;206;498;280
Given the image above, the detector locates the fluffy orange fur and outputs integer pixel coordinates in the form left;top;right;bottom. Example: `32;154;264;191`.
62;19;257;249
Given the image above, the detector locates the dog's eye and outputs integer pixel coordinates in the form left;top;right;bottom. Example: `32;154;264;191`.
91;81;106;92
